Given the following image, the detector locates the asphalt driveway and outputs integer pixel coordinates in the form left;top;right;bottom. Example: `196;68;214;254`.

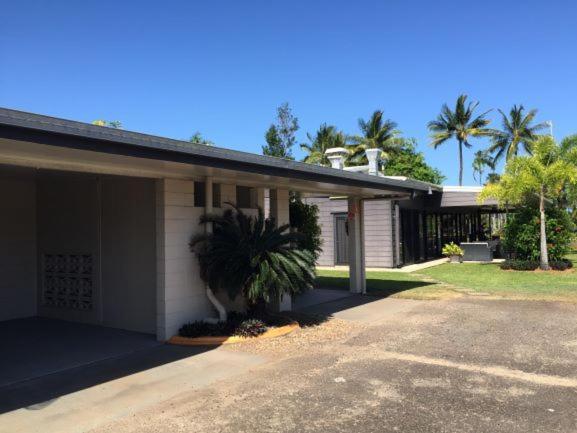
92;297;577;433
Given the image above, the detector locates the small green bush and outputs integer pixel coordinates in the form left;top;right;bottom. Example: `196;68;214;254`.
442;242;464;257
233;319;268;337
500;259;573;271
289;197;323;261
503;206;575;261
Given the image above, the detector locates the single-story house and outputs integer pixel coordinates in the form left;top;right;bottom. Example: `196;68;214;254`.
305;147;503;268
0;108;444;341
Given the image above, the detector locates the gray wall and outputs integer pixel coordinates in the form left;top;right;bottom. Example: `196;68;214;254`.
0;167;37;321
101;177;156;334
35;171;157;333
308;197;395;268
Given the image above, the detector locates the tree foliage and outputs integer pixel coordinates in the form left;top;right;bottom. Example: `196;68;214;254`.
92;119;122;129
383;138;446;184
289;197;323;261
428;94;495;186
502;205;574;261
472;150;495;186
347;110;399;165
262;102;298;159
189;131;214;146
190;205;315;305
479;136;577;269
301;124;347;166
488;105;548;164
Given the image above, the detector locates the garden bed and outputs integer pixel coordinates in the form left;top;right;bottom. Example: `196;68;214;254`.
168;312;300;346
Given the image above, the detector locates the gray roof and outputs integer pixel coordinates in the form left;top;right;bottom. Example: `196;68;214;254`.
0;107;441;194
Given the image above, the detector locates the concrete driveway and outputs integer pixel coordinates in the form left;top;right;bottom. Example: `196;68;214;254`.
89;296;577;433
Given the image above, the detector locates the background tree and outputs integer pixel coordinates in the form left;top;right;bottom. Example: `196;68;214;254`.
92;119;122;128
472;150;495;186
301;124;347;166
347;110;399;165
289;197;323;261
428;94;494;186
383;138;446;184
189;131;214;146
479;136;577;269
262;102;298;159
488;105;548;164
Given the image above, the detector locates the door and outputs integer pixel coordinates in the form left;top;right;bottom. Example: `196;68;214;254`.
334;214;349;265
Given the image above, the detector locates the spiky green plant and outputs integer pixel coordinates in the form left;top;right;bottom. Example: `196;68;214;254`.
190;204;316;305
488;105;548;163
428;94;495;186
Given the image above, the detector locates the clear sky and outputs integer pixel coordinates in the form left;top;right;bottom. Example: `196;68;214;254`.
2;0;576;185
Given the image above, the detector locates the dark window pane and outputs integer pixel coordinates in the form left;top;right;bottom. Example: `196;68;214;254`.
236;186;253;208
194;182;206;207
213;183;221;208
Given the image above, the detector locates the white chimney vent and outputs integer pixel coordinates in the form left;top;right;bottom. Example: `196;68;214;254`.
325;147;348;170
365;148;382;176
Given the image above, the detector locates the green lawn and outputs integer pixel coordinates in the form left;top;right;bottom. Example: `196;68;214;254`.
316;252;577;303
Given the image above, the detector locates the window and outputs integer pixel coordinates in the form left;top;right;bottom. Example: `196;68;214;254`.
194;182;221;208
194;182;206;207
212;183;221;208
236;185;255;208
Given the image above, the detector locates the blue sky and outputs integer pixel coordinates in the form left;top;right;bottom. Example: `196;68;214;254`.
2;1;576;185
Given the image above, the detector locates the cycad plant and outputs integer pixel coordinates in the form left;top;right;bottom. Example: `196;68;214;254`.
190;204;316;306
348;110;399;165
428;94;495;186
488;105;548;164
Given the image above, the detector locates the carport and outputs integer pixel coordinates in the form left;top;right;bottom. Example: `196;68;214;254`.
0;107;426;391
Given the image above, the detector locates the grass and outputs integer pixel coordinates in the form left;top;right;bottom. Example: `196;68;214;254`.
316;252;577;303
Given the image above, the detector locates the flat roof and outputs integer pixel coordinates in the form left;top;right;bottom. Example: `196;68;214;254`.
0;108;440;195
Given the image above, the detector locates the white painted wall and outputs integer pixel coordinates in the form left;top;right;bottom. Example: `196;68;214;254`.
156;179;212;341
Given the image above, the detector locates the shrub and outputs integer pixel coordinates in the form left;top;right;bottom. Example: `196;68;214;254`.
289;197;323;261
442;242;464;257
233;319;268;337
179;320;226;338
503;206;575;261
500;260;540;271
190;204;316;306
500;259;573;271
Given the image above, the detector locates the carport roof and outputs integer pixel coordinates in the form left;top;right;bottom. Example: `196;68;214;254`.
0;107;440;195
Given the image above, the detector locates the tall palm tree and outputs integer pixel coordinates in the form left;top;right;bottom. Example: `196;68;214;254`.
472;150;495;186
300;124;347;166
488;105;548;164
428;94;495;186
348;110;399;165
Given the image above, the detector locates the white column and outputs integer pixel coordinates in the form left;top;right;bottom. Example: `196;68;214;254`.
270;188;292;311
348;197;366;294
155;179;212;341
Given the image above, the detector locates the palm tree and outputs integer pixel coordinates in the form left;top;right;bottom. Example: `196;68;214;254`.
428;94;495;186
488;105;548;164
472;150;495;186
300;124;347;166
348;110;399;165
190;204;316;306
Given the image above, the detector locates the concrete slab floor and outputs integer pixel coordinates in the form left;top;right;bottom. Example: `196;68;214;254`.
0;344;265;433
0;317;160;388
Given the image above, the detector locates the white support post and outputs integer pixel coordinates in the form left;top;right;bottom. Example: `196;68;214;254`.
348;197;366;294
205;177;226;322
270;188;292;311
